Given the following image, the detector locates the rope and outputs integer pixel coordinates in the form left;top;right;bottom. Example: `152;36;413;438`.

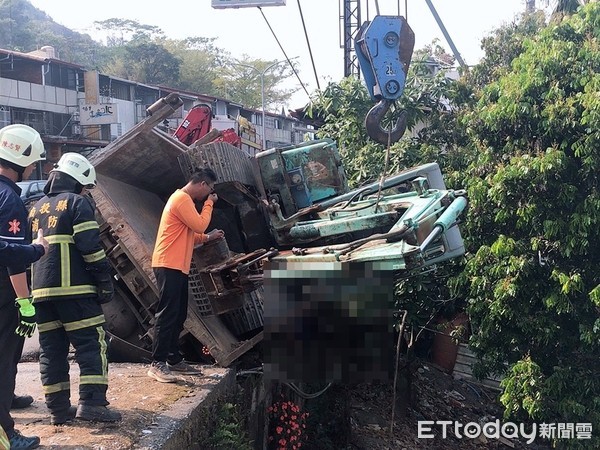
374;124;393;212
285;381;332;399
390;310;408;438
296;0;320;91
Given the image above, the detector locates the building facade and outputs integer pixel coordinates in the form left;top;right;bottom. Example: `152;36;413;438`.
0;45;311;176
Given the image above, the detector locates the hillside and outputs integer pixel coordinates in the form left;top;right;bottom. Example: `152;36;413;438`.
0;0;103;67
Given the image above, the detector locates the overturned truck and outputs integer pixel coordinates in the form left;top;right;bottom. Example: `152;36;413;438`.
88;93;467;371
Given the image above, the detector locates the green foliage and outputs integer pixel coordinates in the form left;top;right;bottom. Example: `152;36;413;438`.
0;0;103;66
309;5;600;447
466;11;547;89
104;38;182;85
214;56;298;111
500;357;545;420
208;402;253;450
1;2;295;109
165;37;230;97
308;49;466;187
93;18;164;46
458;4;600;447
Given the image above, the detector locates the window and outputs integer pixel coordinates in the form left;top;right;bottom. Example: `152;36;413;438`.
0;107;10;128
47;64;79;90
99;78;131;101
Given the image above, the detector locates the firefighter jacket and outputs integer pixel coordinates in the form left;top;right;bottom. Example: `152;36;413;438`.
0;174;30;307
29;192;110;302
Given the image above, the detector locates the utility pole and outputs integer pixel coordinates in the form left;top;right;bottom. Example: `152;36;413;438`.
233;59;291;150
341;0;361;78
526;0;536;13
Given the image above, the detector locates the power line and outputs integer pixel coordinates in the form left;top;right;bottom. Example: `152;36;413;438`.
257;6;311;100
296;0;320;91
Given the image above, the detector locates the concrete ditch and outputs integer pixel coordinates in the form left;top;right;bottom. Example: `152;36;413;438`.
12;362;234;449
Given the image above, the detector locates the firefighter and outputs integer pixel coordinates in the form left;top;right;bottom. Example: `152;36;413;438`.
30;152;121;424
0;124;45;450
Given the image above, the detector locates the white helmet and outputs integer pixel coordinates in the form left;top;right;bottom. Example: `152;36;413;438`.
52;152;97;187
0;124;45;167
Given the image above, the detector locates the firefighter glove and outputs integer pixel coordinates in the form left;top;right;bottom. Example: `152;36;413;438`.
95;273;114;304
15;297;36;338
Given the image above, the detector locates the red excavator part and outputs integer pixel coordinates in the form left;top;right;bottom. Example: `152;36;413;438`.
216;128;242;148
173;104;212;146
174;105;242;148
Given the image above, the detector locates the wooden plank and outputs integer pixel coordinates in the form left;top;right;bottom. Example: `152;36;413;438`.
218;331;264;367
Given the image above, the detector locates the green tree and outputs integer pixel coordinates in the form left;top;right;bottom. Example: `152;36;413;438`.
93;18;164;47
309;6;600;447
2;3;295;110
0;0;38;50
102;38;181;86
457;4;600;447
214;56;298;110
466;11;547;89
0;0;101;66
164;37;229;96
308;45;463;186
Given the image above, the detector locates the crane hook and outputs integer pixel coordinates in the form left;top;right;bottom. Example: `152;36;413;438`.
364;99;407;146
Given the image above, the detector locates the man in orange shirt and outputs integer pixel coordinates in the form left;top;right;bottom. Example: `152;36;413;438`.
148;168;224;383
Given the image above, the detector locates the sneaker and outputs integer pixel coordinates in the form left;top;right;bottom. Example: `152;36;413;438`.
51;405;77;425
8;430;40;450
148;361;177;383
11;394;34;409
167;360;203;375
76;404;122;422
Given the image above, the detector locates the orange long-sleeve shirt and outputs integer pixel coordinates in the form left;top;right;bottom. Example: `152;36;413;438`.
152;189;213;274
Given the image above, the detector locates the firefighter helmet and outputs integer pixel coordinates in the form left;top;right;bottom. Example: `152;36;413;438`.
52;152;97;188
0;124;45;167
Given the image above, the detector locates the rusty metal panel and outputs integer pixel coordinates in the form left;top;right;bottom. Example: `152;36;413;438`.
88;94;264;367
92;129;187;198
183;141;258;187
92;175;163;294
222;287;264;336
89;94;188;198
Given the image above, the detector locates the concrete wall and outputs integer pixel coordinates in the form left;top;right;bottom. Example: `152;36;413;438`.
0;78;76;114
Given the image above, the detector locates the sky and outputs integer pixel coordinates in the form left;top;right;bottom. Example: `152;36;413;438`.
28;0;532;109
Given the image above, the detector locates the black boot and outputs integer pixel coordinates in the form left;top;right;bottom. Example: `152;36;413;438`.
76;404;122;422
50;405;77;425
11;395;34;409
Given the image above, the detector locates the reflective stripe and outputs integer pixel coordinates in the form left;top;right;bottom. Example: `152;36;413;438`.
38;320;63;333
80;375;108;385
32;285;97;298
73;221;99;235
45;235;74;244
0;427;9;449
61;242;70;287
63;314;105;332
0;234;24;241
83;249;106;263
97;326;108;376
42;381;71;395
